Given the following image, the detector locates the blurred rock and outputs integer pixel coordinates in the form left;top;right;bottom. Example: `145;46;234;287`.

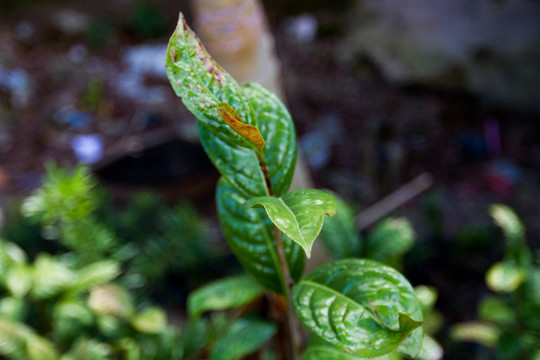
342;0;540;113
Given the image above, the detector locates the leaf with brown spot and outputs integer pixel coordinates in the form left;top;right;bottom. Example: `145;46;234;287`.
217;103;265;149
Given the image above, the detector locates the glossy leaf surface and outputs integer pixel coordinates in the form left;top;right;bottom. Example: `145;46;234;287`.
209;317;277;360
246;189;337;258
166;14;254;145
166;14;297;199
243;82;297;197
217;179;304;293
188;275;264;318
293;259;423;357
166;13;266;197
319;193;362;259
302;345;368;360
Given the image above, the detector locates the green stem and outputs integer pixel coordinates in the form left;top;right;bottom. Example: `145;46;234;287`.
256;148;301;360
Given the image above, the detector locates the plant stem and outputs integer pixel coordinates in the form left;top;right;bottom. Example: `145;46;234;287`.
256;148;301;360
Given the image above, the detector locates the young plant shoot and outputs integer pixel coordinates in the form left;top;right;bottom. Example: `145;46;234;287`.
166;13;423;359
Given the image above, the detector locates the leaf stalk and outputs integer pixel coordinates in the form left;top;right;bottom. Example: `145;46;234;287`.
256;148;301;360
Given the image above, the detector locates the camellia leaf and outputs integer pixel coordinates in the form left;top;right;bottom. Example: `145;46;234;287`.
166;14;297;199
319;193;362;259
216;179;304;293
187;275;264;319
217;103;265;149
209;317;277;360
292;259;423;358
245;189;337;258
166;13;254;145
166;13;266;197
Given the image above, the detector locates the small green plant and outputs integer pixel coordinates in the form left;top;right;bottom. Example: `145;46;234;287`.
165;14;423;359
451;204;540;360
0;237;182;360
19;162;223;293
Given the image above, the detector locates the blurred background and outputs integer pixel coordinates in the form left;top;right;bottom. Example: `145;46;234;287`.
0;0;539;359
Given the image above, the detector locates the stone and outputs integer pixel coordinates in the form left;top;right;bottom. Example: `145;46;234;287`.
342;0;540;113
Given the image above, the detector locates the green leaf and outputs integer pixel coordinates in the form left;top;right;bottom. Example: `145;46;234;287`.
0;297;27;322
486;261;526;293
209;317;277;360
302;345;368;360
414;285;438;314
489;204;531;267
166;14;254;146
6;264;32;298
131;307;167;334
292;259;423;358
188;275;264;319
397;327;423;358
243;83;297;197
87;284;134;320
166;15;297;199
417;335;443;360
181;319;210;358
246;189;337;258
489;204;525;245
0;317;58;360
73;260;120;291
364;218;415;263
53;301;94;341
61;337;112;360
216;179;304;293
319;193;362;259
450;322;499;348
166;13;267;197
31;254;76;299
478;295;515;326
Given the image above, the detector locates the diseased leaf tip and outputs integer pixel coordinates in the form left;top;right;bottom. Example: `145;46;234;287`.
217;103;265;149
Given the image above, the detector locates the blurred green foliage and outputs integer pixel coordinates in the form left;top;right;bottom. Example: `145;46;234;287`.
0;162;238;359
18;162;226;294
451;204;540;360
0;237;183;359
